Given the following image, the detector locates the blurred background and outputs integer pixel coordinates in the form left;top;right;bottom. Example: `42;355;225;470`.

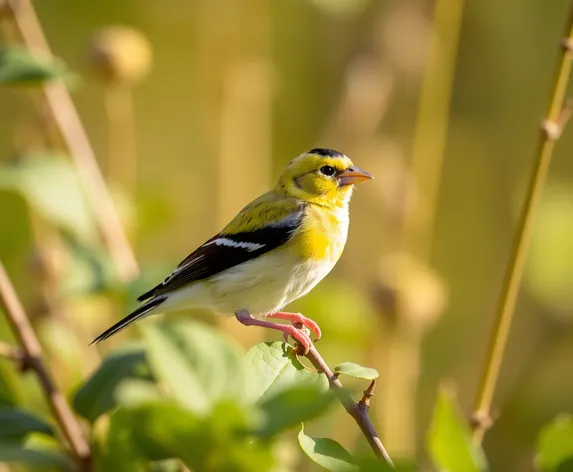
1;0;573;470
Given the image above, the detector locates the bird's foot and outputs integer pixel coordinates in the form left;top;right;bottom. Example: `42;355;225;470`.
266;311;322;341
235;310;314;354
280;325;312;354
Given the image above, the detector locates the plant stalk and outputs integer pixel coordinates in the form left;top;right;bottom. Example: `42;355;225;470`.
0;262;91;468
305;344;394;467
472;5;573;443
5;0;139;282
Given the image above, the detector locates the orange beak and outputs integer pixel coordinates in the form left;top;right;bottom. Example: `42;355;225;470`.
338;166;374;186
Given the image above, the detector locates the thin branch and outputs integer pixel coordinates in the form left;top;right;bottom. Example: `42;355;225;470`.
472;5;573;444
0;261;91;468
304;344;394;467
4;0;139;283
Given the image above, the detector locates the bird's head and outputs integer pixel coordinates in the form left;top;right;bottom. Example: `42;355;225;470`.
276;148;373;208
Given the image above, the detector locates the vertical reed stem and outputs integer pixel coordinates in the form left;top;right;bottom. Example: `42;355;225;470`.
5;0;139;282
472;5;573;443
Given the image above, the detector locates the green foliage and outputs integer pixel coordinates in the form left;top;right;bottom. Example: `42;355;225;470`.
333;362;379;380
0;425;69;470
69;320;381;470
92;409;146;472
428;387;488;472
129;400;274;472
0;443;70;469
73;342;154;422
6;314;509;471
58;235;118;296
0;155;97;244
245;341;328;402
0;45;75;87
0;362;20;407
298;425;358;471
0;407;54;443
257;385;334;438
142;320;246;413
536;414;573;472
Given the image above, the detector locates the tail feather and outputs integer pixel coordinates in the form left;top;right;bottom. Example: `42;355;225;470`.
90;296;167;345
136;284;161;302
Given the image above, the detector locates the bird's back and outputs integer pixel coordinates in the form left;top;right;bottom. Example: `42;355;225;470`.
200;195;349;316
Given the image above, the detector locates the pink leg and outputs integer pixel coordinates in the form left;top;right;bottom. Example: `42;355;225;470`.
235;310;312;354
267;311;322;341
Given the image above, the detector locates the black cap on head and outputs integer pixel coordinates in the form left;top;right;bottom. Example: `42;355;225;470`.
307;148;344;158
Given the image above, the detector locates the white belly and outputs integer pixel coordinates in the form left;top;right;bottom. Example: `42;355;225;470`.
163;246;337;317
164;204;349;317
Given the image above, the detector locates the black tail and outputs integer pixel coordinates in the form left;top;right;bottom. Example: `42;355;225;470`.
90;296;167;345
136;283;161;302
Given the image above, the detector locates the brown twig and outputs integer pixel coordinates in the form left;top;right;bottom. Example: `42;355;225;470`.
3;0;139;283
0;261;91;469
471;5;573;444
304;344;394;467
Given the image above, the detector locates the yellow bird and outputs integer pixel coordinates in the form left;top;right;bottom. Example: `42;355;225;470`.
92;148;373;353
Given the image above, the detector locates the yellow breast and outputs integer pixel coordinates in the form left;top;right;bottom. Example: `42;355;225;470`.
294;204;349;261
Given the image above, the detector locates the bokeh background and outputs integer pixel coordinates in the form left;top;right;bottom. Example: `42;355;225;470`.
1;0;573;470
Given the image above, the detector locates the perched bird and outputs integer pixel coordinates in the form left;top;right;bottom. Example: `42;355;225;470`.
92;148;373;353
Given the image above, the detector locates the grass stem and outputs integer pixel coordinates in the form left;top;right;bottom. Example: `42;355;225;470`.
471;5;573;443
5;0;139;282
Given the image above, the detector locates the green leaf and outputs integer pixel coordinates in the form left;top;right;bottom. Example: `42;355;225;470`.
73;342;153;422
245;341;328;402
428;387;487;472
0;408;54;443
298;425;357;471
128;401;206;467
93;410;146;472
536;414;573;472
0;443;69;468
258;385;334;438
0;361;20;407
128;400;274;472
114;378;160;407
0;45;76;87
333;362;379;380
58;235;118;296
142;320;246;414
0;155;97;244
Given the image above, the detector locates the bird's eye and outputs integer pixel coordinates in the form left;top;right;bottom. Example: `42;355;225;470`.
320;165;336;176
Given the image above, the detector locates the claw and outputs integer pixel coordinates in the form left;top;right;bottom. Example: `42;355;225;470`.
282;324;312;354
235;310;313;354
267;312;322;341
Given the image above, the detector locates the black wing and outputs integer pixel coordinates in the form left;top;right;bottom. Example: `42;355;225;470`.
137;210;304;301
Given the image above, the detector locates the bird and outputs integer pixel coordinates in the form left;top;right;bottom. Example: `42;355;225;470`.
91;148;373;353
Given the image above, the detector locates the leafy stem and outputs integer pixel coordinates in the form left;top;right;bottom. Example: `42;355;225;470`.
0;261;91;469
472;4;573;444
2;0;139;282
304;343;394;467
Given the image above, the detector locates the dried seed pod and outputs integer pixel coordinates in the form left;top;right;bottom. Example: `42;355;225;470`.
87;26;152;85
